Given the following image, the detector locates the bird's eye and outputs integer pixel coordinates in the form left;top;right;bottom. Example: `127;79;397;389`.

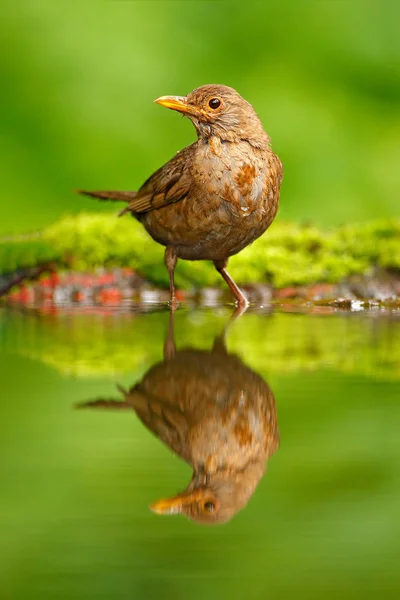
203;501;215;513
208;98;221;109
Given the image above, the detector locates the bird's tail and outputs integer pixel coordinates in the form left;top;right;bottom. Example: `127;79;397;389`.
75;398;132;411
77;190;137;216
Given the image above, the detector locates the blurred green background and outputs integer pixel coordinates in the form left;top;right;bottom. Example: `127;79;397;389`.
1;0;399;236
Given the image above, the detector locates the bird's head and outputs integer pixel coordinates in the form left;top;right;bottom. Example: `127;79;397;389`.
149;463;265;525
154;84;269;148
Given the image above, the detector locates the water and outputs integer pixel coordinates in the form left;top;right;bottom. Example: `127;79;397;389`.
0;306;399;599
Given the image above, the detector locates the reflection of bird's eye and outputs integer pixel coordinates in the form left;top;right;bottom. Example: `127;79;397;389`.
208;98;221;109
203;501;215;512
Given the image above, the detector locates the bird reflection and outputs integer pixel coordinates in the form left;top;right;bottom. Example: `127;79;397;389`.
77;312;280;524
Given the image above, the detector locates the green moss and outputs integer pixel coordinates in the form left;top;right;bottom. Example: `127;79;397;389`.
1;214;399;288
0;235;59;273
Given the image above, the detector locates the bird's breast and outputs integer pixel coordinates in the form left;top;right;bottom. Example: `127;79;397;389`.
192;141;281;217
141;142;282;261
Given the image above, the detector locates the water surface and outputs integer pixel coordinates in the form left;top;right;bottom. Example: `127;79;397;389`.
0;306;399;599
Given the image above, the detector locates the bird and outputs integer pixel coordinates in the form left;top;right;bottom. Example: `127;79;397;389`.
78;84;283;308
77;312;280;525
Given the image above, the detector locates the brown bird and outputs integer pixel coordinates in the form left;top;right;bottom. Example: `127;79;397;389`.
77;313;280;525
79;84;283;308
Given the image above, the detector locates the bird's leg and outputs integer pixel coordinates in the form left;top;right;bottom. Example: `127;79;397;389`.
212;290;247;357
212;334;228;356
214;259;249;311
165;246;178;309
164;305;176;361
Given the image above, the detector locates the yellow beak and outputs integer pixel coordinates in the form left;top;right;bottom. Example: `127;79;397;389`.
154;95;202;118
149;489;205;515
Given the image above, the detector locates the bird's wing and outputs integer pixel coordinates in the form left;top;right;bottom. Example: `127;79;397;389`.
123;144;195;214
128;385;191;462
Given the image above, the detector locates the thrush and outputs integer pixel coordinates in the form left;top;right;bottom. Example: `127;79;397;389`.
79;85;283;308
77;313;280;525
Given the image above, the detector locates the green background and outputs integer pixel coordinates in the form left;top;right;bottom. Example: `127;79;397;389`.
1;0;399;236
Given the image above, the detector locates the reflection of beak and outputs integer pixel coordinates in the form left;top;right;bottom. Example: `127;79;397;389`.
149;489;205;515
154;95;202;118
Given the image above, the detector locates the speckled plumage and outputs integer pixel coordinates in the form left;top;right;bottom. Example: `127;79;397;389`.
78;317;280;525
79;84;283;307
139;139;281;261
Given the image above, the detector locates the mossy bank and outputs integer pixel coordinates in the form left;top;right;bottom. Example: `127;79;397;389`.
1;213;399;290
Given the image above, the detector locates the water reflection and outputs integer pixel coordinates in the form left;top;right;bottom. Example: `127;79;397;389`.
78;311;280;524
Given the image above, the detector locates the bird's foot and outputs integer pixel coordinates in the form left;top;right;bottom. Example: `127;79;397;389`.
168;297;179;312
232;297;249;318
